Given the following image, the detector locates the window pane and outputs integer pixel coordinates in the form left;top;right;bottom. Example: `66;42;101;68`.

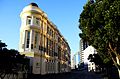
25;30;30;48
36;18;40;25
27;16;31;25
34;32;38;48
28;19;31;24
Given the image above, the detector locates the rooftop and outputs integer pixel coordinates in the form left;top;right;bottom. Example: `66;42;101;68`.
29;3;38;7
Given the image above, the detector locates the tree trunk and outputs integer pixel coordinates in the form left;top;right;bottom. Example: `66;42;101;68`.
118;69;120;79
109;43;120;78
116;56;120;78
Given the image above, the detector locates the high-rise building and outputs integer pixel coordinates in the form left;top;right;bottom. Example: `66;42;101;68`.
79;39;88;64
75;51;80;68
19;3;71;75
79;39;97;72
71;53;76;69
71;51;80;69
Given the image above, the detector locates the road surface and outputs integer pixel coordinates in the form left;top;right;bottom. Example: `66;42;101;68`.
28;70;103;79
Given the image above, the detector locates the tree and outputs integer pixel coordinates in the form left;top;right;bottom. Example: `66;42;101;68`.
0;40;29;79
88;54;103;66
79;0;120;77
88;54;118;78
0;40;7;50
88;54;113;70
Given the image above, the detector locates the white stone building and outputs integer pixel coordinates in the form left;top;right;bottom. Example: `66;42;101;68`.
19;3;71;75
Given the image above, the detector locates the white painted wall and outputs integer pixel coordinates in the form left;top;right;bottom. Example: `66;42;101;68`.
83;46;97;71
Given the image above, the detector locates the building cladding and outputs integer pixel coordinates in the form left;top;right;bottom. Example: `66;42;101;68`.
19;3;71;74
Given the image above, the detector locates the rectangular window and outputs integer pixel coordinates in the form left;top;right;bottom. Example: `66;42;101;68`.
25;30;30;48
36;18;40;25
39;34;42;51
28;19;31;24
27;16;31;25
47;26;49;34
34;32;38;48
46;38;48;54
31;44;33;49
39;45;40;50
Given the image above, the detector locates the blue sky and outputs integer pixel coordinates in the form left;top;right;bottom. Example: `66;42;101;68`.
0;0;87;54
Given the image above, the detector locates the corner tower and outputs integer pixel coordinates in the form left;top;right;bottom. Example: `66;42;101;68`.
19;3;47;74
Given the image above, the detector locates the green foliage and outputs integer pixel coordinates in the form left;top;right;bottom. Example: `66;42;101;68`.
0;40;7;50
0;40;29;78
79;0;120;65
88;53;112;67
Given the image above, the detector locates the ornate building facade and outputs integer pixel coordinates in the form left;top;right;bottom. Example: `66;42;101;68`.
19;3;71;75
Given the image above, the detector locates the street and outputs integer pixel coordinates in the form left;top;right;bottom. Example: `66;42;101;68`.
70;70;103;79
28;70;104;79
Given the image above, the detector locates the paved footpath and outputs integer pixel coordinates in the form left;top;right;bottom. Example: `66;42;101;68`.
28;70;104;79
